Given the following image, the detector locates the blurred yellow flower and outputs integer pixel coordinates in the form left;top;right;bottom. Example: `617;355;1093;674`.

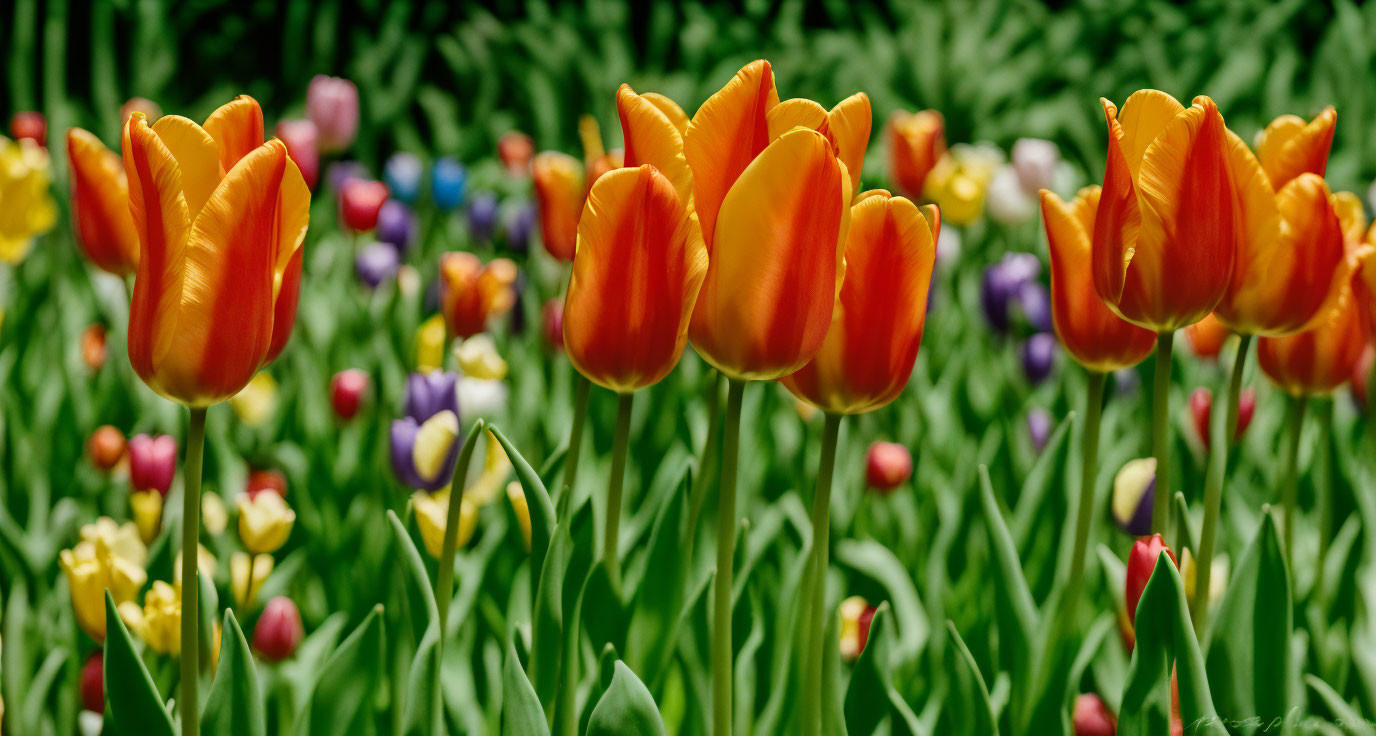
507;481;531;553
0;136;57;264
417;314;447;373
130;489;163;544
132;581;181;655
413;489;477;558
230;551;273;609
230;372;279;428
413;409;460;482
464;430;512;507
202;491;228;536
923;143;1001;226
211;620;223;673
173;543;218;582
79;517;147;567
60;519;148;642
454;334;508;380
237;492;296;554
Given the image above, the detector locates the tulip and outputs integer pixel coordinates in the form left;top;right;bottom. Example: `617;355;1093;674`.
1072;693;1116;736
391;372;462;490
986;165;1038;225
1027;408;1052;454
413;488;478;558
306;75;359;153
376;200;415;251
1012;138;1060;192
340;178;389;232
1112;458;1156;536
467;192;500;242
838;596;877;661
230;552;273;609
923;144;999;226
1258;281;1367;397
132;581;181;654
1020;332;1057;384
416;314;447;374
246;468;287;499
454;334;508;381
128;433;176;496
383;151;424;204
507;481;532;552
1041;187;1156;372
230;371;279;428
542;298;565;352
1017;282;1053;333
327;160;369;193
9;111;46;146
0;135;58;264
355;241;399;289
1093;91;1235;331
331;369;369;420
130;490;163;544
1125;534;1176;624
202;492;228;536
498;131;535;173
865;441;912;492
87;425;127;471
980;252;1041;333
236;491;295;554
782;191;937;411
885;109;945;200
67;128;140;275
81;651;104;714
274;119;319;191
253;597;304;661
122;97;309;407
1184;313;1229;360
532;151;585;261
1254;106;1336;190
121;97;162;124
505;202;535;254
60;525;148;641
439;253;517;339
81;324;107;372
432;157;467;210
1189;386;1255;450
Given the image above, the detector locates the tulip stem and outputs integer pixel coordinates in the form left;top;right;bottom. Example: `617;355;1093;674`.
562;376;591;507
713;378;747;736
1150;331;1175;537
436;419;485;639
603;391;634;591
1315;398;1335;598
1065;371;1106;621
1192;333;1250;636
1280;393;1308;585
179;406;207;736
802;412;843;736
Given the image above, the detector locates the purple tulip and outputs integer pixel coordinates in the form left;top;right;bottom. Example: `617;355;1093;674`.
1026;408;1052;453
981;252;1041;332
327;160;370;194
1020;332;1057;384
467;193;499;242
505;203;535;254
1016;281;1053;332
391;372;462;491
376;200;416;251
306;75;359;153
355;242;399;289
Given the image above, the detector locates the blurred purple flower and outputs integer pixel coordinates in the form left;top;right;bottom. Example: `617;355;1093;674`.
391;372;462;491
467;193;499;242
1020;332;1057;384
505;202;535;254
1016;281;1053;332
327;161;370;194
376;200;415;252
981;252;1041;332
1026;407;1052;453
355;242;399;289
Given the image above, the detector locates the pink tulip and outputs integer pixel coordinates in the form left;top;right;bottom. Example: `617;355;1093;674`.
275;119;320;190
128;434;177;496
306;75;359;153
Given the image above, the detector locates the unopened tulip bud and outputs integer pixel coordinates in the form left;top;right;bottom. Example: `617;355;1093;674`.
432;157;467;211
455;334;508;381
865;441;912;492
275;119;319;191
838;596;877;661
128;434;176;496
81;650;104;713
376;200;415;251
306;75;359;153
1012;138;1060;193
254;597;304;662
355;241;399;289
1112;459;1155;536
1126;534;1177;624
383;152;424;205
340;179;389;232
331;369;369;420
1027;408;1052;454
120;97;161;125
1189;387;1256;450
237;491;295;554
1185;313;1229;360
246;469;287;499
467;192;499;242
87;425;127;471
1020;332;1057;384
81;324;107;372
10;112;46;146
507;481;532;552
542;298;565;352
416;315;447;374
1072;693;1115;736
498;131;535;174
130;490;163;544
230;551;273;608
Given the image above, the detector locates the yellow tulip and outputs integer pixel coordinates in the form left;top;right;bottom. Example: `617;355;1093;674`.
59;533;148;642
237;491;295;554
413;489;477;558
230;551;274;609
134;581;181;655
0;136;57;264
130;489;164;544
417;314;447;374
454;334;508;380
230;372;279;427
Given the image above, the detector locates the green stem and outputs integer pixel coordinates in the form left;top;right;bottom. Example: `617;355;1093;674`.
713;378;747;736
1280;393;1308;583
180;406;207;736
1151;331;1175;537
561;376;591;506
436;419;485;637
802;413;843;736
604;392;634;591
1192;333;1250;634
1314;398;1334;595
1065;371;1106;615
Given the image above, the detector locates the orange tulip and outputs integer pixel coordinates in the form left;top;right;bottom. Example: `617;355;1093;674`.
1353;213;1376;337
781;191;937;413
440;252;518;340
886;110;945;201
564;85;705;392
1184;312;1229;360
122;96;308;407
1041;186;1156;372
1257;276;1367;396
67;128;140;275
1092;91;1235;332
685;59;861;380
532;151;584;261
1253;106;1336;190
1216;114;1343;336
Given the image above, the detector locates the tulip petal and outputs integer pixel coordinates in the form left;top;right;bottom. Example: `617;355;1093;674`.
828;92;872;192
67;128;140;274
684;59;779;249
1256;106;1335;189
532;151;585;261
123;114;191;380
1116;89;1184;178
150;115;223;219
690;127;847;380
617;84;693;205
766;98;831;142
1091;98;1142;307
642;92;690;136
265;155;311;363
204;95;266;172
564;166;707;392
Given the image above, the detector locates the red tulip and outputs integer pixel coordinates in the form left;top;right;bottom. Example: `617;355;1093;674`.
1072;693;1115;736
246;469;287;499
253;596;304;661
275;119;320;190
865;441;912;493
340;179;389;232
81;650;104;713
543;298;565;352
1188;386;1255;449
330;369;369;420
1126;534;1177;624
128;434;177;496
10;111;46;146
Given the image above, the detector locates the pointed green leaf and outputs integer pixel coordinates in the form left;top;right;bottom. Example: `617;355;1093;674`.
102;592;174;736
625;471;691;687
945;621;999;736
1306;674;1376;736
489;425;555;567
504;633;551;736
587;661;666;736
301;607;383;736
202;610;265;736
844;604;924;736
978;464;1037;686
531;517;571;720
388;510;443;736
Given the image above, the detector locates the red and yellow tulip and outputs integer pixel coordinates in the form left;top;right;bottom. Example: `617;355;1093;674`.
439;252;518;340
782;191;936;413
563;85;706;393
685;59;862;380
67;129;141;275
885;109;945;201
1092;91;1236;332
532;151;584;261
1041;186;1156;372
1254;106;1336;190
122;96;309;407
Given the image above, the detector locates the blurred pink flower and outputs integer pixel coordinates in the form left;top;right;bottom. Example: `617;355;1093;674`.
306;75;359;153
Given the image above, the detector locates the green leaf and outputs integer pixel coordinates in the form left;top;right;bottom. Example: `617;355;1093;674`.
299;606;383;736
531;517;572;721
102;591;175;736
202;610;265;736
1306;674;1376;736
1011;411;1074;546
834;539;929;667
490;425;556;587
1205;513;1290;734
504;632;552;736
844;604;924;736
1117;556;1226;736
978;464;1037;693
586;661;666;736
945;621;999;736
388;510;443;736
624;471;692;688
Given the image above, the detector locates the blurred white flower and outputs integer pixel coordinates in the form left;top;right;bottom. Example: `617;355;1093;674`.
986;165;1038;225
1011;138;1059;192
935;224;962;267
458;377;508;418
